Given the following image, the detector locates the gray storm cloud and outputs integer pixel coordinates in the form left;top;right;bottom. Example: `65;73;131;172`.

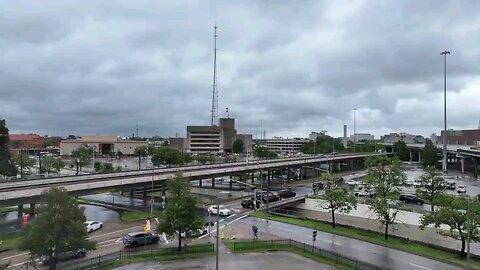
1;0;480;138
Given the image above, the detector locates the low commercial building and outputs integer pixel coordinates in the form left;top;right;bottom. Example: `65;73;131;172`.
255;137;310;154
60;136;148;156
169;137;186;152
381;133;425;144
351;133;375;142
309;131;326;141
9;134;45;149
186;117;238;154
440;129;480;145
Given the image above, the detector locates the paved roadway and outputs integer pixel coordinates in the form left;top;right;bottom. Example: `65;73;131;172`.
233;217;463;270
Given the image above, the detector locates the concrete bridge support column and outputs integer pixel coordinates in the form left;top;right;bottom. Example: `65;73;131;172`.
29;203;35;216
461;157;465;174
229;179;233;189
211;177;215;188
474;158;478;179
267;170;271;184
349;160;354;171
418;151;422;162
287;168;291;181
17;205;23;217
143;187;148;199
198;179;202;187
251;172;255;184
410;151;413;162
129;189;134;198
162;189;166;197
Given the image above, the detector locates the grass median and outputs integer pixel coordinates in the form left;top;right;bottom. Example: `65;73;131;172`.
250;211;480;269
0;232;22;252
90;243;214;270
226;240;354;270
119;210;163;222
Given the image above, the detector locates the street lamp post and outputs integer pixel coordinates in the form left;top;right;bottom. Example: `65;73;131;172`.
441;51;450;174
353;109;357;152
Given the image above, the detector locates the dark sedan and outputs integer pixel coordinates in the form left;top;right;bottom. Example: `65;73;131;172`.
399;194;424;205
123;232;160;247
277;190;296;199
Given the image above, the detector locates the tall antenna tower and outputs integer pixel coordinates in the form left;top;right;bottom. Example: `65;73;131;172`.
210;25;219;126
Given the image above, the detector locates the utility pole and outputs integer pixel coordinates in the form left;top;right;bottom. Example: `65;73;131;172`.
440;50;450;174
136;124;139;138
20;149;24;178
467;196;471;266
215;197;220;270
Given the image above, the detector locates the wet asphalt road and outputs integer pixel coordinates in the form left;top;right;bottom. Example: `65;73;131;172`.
235;217;463;270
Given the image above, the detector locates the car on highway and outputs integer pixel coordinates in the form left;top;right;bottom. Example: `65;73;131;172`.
257;193;280;203
399;194;424;205
35;249;86;265
85;221;103;233
277;190;296;199
123;232;160;247
456;185;467;194
446;181;456;190
208;205;231;216
241;198;261;209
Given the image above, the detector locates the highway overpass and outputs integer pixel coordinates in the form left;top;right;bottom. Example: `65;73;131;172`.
0;152;387;207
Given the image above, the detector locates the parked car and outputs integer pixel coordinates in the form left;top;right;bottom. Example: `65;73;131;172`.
85;221;103;233
405;180;414;186
399;194;424;205
277;190;296;199
255;191;274;201
241;198;261;209
456;185;467;194
35;249;86;265
446;181;456;190
344;179;359;186
208;205;231;216
123;232;160;247
413;181;422;188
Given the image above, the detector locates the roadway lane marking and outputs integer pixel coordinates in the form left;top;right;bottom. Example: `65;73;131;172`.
230;208;240;212
10;261;29;267
162;233;169;244
0;252;29;261
98;242;122;248
197;214;248;240
228;214;237;219
410;263;431;270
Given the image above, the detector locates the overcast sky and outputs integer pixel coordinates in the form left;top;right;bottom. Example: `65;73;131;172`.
2;1;480;139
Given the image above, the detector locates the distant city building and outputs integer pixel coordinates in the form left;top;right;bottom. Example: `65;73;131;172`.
60;136;148;156
381;133;425;144
9;134;45;149
351;133;375;142
168;137;186;152
186;117;238;154
235;134;253;154
309;131;326;141
255;137;309;154
219;118;236;153
440;129;480;145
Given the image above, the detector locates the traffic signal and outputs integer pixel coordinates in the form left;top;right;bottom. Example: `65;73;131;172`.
312;230;317;241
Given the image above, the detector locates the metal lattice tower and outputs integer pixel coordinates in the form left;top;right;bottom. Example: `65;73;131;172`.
210;25;219;126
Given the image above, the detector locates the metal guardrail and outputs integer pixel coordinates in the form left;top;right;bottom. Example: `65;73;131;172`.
56;244;215;270
232;239;385;270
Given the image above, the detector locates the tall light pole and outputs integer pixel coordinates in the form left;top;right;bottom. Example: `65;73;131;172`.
441;51;450;174
353;108;357;152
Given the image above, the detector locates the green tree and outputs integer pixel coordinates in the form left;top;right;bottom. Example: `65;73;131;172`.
364;156;406;239
420;195;480;257
134;145;149;170
321;173;357;228
301;135;347;154
151;147;182;167
232;139;245;154
393;141;410;161
12;153;36;176
416;166;446;212
422;139;439;167
102;163;114;173
254;146;278;159
19;188;96;270
158;174;204;251
94;161;103;172
0;120;16;177
71;145;93;171
197;154;214;165
42;157;65;174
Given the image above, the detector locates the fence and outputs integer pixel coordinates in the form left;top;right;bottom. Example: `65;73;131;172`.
231;239;386;270
57;243;214;270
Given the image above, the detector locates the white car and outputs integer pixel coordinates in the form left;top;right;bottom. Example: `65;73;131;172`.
345;180;358;186
208;205;231;216
456;185;467;194
413;181;422;188
85;221;103;233
405;180;414;186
